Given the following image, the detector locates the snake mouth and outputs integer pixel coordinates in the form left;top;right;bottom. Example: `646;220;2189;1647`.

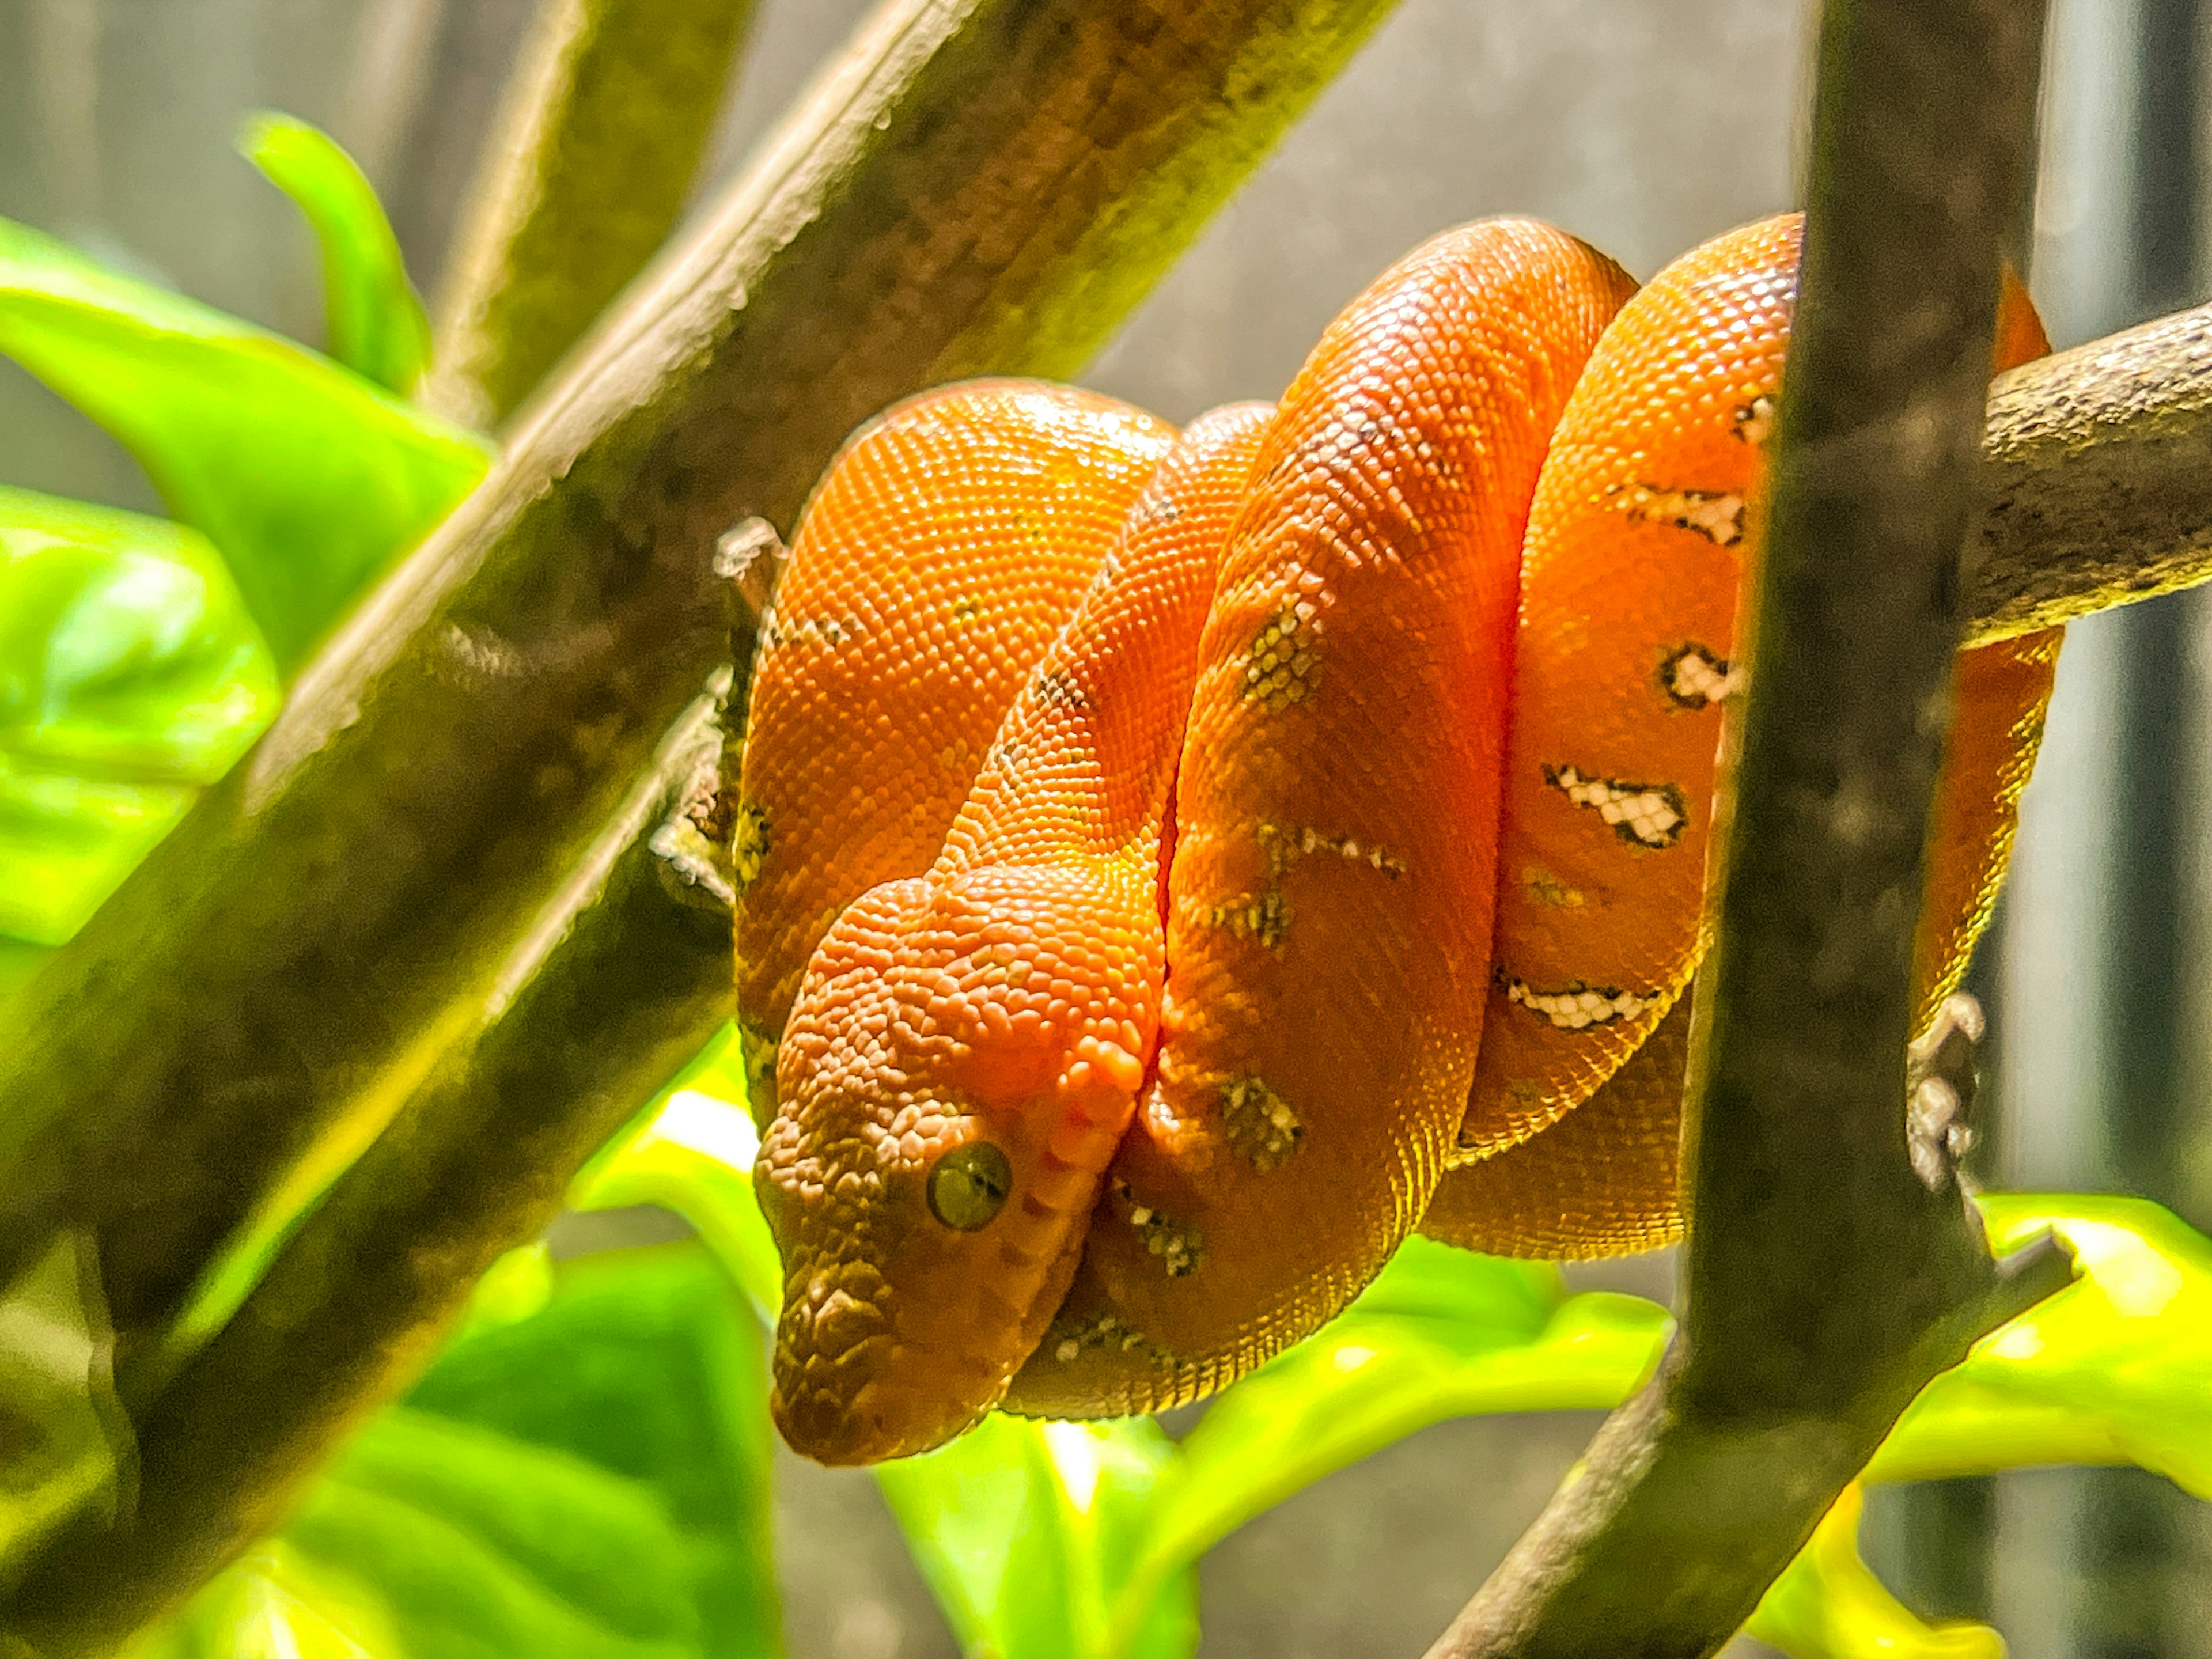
768;1190;1089;1464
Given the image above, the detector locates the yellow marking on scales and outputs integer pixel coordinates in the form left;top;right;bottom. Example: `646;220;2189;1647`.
1220;1073;1302;1168
1523;866;1586;908
1607;481;1745;547
1195;820;1408;949
1242;600;1321;711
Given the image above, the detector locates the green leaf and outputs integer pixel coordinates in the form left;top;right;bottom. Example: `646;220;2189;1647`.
238;113;431;397
135;1244;783;1659
876;1415;1198;1659
573;1025;783;1319
0;485;279;945
0;217;490;668
124;1542;403;1658
1116;1239;1667;1643
1869;1194;2212;1495
1745;1486;2001;1659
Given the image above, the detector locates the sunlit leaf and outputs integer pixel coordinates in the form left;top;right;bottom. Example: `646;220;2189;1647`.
0;486;278;945
573;1025;782;1317
877;1415;1197;1659
1745;1486;2002;1659
238;113;431;397
135;1245;783;1659
1118;1238;1667;1637
125;1543;401;1659
1869;1195;2212;1495
0;217;490;667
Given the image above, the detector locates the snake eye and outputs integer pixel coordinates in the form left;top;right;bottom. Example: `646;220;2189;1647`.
927;1142;1013;1230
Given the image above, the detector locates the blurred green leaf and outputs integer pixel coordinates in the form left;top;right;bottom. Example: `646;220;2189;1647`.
1745;1485;2001;1659
238;113;431;397
1118;1238;1666;1641
126;1541;403;1659
574;1025;783;1317
133;1244;782;1659
0;217;490;668
0;485;279;945
1871;1195;2212;1494
877;1415;1197;1659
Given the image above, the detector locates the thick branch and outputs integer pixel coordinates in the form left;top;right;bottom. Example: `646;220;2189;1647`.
1968;300;2212;641
1429;0;2070;1652
0;679;738;1654
0;0;1404;1371
418;0;761;428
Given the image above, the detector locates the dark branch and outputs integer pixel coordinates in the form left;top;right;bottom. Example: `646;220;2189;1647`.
1426;0;2072;1651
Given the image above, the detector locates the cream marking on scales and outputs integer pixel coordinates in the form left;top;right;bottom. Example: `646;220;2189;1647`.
1195;820;1408;949
757;608;865;650
1734;393;1777;446
1049;1310;1149;1365
1607;482;1745;547
1117;1180;1204;1277
1543;764;1688;849
1658;643;1740;710
1498;972;1654;1031
1220;1074;1302;1168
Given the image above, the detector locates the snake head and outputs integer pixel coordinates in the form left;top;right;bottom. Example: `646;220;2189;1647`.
759;864;1159;1464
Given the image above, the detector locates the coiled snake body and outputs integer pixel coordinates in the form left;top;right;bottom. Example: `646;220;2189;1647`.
734;214;2059;1464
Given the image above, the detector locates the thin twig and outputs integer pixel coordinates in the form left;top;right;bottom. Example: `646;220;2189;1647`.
1426;0;2072;1650
418;0;762;427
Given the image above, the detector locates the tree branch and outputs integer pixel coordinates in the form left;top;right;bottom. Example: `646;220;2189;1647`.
1968;299;2212;642
418;0;762;428
1425;0;2074;1652
0;0;1406;1380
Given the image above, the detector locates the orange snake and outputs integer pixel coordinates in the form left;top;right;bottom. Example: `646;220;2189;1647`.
733;214;2059;1464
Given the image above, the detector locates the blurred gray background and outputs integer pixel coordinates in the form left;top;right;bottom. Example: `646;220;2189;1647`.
4;0;2209;1653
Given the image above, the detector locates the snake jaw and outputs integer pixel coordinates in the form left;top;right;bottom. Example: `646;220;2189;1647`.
763;870;1156;1463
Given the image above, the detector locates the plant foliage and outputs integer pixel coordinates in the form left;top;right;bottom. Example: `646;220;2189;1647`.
7;116;2212;1659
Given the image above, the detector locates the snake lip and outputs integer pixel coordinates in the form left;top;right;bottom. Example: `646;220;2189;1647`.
768;1176;1092;1464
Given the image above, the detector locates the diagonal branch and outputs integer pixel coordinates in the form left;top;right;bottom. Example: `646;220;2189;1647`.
0;0;1407;1380
1425;0;2075;1652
